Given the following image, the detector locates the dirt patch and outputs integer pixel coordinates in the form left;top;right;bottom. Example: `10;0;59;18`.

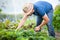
55;32;60;40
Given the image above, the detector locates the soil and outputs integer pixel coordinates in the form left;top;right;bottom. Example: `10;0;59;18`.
55;32;60;40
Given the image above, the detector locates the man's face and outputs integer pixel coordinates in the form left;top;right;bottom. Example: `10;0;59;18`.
26;7;34;14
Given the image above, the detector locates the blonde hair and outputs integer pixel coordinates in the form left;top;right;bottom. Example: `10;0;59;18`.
23;5;29;13
23;3;33;13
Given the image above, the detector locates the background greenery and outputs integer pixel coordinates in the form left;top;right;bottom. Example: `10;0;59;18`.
53;5;60;32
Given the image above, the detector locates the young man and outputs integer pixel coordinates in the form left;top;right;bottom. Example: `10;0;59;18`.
16;1;55;37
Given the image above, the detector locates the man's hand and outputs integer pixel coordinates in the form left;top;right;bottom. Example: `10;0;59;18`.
35;26;41;32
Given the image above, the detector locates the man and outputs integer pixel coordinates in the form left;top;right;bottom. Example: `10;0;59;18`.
16;1;55;37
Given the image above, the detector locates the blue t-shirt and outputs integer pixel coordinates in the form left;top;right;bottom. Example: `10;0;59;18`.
33;1;53;17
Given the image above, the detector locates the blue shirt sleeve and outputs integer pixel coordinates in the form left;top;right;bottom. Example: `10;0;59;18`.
37;7;45;17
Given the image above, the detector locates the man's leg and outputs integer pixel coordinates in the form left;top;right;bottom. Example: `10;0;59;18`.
46;10;55;37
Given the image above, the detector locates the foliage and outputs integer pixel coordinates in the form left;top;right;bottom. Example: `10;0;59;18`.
0;20;19;29
0;9;2;13
0;29;56;40
0;19;56;40
53;5;60;32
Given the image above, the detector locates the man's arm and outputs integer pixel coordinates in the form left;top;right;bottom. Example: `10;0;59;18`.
16;14;28;30
39;14;49;28
35;14;49;32
16;4;34;30
16;9;34;30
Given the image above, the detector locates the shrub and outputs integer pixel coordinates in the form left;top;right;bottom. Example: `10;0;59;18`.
0;29;56;40
53;5;60;32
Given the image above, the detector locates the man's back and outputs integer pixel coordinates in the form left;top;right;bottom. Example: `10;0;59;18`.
34;1;53;13
33;1;53;17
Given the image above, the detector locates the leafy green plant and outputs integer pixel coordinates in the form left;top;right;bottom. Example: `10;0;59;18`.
53;5;60;32
0;29;56;40
0;16;56;40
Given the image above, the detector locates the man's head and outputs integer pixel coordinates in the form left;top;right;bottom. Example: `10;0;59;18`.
23;3;34;13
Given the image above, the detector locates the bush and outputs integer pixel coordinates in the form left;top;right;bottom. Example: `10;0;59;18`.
0;16;56;40
0;29;56;40
53;5;60;32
